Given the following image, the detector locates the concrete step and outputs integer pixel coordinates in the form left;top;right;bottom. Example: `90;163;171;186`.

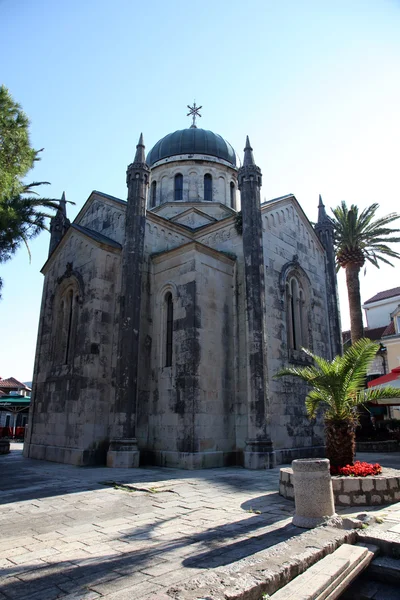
367;555;400;585
270;543;378;600
341;576;400;599
358;522;400;558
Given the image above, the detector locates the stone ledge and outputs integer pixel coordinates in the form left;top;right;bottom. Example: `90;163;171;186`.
356;440;399;453
279;467;400;506
162;526;357;599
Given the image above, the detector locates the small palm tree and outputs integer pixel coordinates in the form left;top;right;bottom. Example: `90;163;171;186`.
332;202;400;343
275;339;400;468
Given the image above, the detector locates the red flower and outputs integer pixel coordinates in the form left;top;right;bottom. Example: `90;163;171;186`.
330;461;382;477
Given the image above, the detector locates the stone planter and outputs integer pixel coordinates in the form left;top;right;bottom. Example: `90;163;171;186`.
280;466;400;507
291;458;335;528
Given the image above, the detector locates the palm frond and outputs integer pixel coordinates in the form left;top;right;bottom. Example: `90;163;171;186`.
363;386;400;404
274;365;321;383
21;233;31;263
341;339;379;392
274;338;391;422
305;390;327;418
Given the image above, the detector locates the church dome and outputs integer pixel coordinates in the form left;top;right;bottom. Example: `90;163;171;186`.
146;128;237;167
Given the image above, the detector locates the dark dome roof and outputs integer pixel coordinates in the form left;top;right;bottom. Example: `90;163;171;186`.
146;128;237;167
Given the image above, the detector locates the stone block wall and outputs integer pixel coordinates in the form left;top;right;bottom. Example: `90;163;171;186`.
149;158;237;208
139;242;236;467
78;192;126;245
24;229;121;465
262;199;327;452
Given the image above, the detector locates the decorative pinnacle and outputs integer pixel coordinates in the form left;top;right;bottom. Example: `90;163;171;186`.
55;191;67;218
187;101;202;128
134;133;146;163
317;194;328;224
243;136;255;167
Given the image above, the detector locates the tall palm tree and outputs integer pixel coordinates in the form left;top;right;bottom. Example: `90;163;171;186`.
275;339;400;468
332;202;400;343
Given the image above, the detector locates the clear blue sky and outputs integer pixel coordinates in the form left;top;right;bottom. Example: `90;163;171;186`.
1;0;400;381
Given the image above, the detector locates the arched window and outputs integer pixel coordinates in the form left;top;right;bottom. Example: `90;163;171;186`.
165;293;173;367
230;182;235;208
204;174;212;201
54;282;80;365
150;181;157;208
285;275;309;352
174;174;183;201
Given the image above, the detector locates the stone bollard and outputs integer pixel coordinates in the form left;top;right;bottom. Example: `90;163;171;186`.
292;458;335;528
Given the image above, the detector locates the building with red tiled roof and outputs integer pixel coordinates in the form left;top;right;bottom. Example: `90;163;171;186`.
342;326;387;346
0;378;31;432
382;321;395;337
362;287;400;330
357;287;400;398
0;377;31;396
364;287;400;305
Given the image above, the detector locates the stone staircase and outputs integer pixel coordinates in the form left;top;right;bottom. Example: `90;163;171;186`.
341;555;400;599
270;543;379;600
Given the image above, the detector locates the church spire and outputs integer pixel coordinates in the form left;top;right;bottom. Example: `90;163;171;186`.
314;194;342;358
60;191;67;215
133;133;146;164
49;191;70;256
238;136;273;468
109;132;150;468
317;194;331;226
243;136;255;167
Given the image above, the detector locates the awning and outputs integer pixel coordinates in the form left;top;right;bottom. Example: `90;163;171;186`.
367;367;400;405
0;397;30;410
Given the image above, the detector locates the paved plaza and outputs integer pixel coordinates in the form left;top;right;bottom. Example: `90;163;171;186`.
1;445;400;599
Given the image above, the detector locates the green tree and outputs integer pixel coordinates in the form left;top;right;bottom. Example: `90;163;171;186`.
275;339;400;468
0;87;73;296
0;85;38;201
0;182;60;264
332;202;400;343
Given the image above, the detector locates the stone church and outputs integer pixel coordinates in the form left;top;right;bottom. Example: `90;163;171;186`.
24;114;342;469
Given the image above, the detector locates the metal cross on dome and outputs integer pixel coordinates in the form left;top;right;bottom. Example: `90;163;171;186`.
187;102;202;128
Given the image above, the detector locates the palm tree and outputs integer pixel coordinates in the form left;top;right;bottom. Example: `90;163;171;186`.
0;183;74;296
332;202;400;343
0;182;73;262
275;339;400;468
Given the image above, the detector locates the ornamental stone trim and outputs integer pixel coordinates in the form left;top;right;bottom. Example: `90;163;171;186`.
279;467;400;506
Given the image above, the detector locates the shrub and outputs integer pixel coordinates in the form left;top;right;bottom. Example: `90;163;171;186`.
331;461;382;477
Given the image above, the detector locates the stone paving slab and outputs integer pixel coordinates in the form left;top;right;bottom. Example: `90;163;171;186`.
1;445;400;599
0;444;297;599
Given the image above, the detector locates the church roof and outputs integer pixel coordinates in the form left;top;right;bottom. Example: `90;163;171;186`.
146;128;237;167
71;224;122;249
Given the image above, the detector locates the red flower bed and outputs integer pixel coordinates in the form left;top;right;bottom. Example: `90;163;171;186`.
331;461;382;477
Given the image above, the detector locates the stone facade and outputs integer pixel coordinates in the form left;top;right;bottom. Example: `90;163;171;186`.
24;126;341;469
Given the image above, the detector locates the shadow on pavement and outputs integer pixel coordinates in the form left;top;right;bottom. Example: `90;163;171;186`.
183;521;301;568
0;444;282;505
0;510;299;598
